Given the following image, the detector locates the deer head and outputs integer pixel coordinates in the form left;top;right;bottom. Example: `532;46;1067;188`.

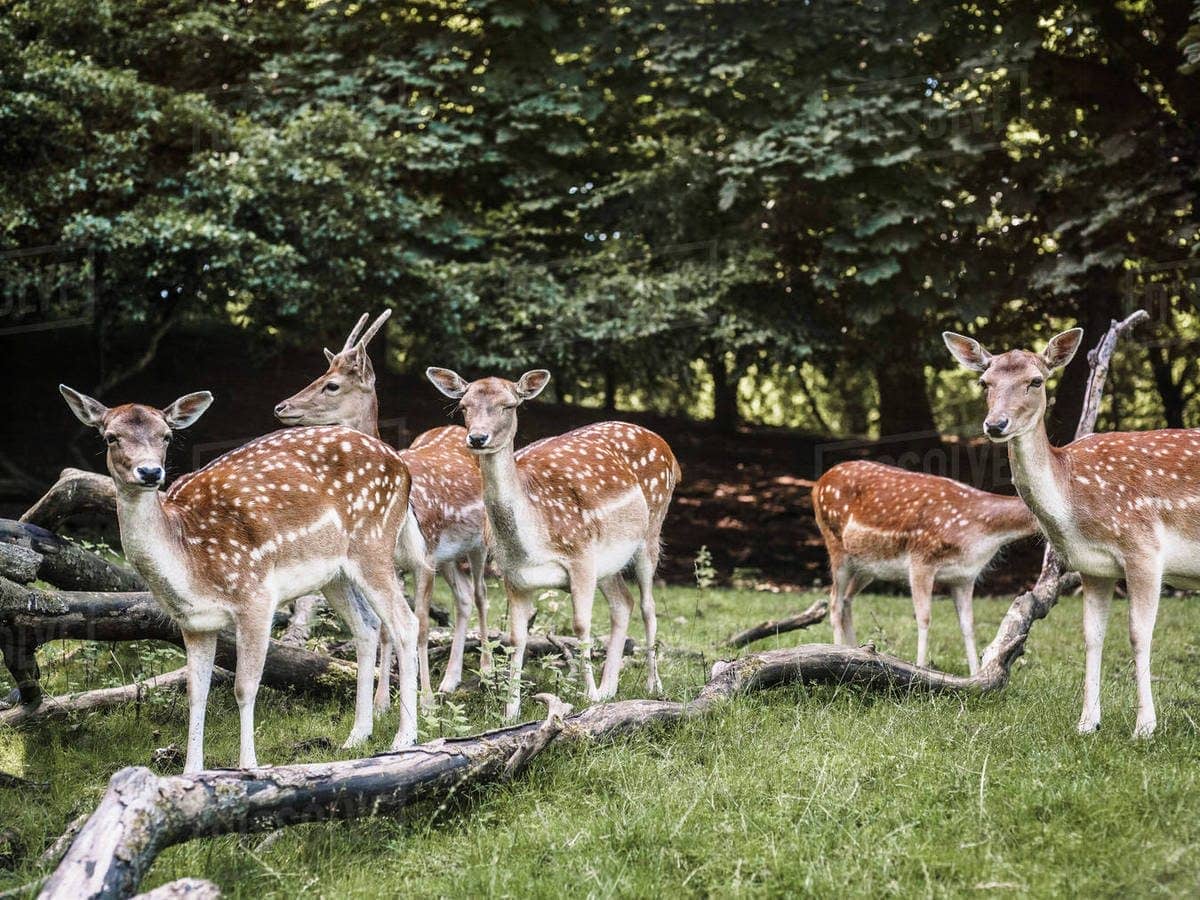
274;310;391;430
943;328;1083;442
60;385;213;489
426;368;550;453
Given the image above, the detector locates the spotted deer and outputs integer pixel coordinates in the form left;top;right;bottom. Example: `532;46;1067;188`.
946;327;1200;737
60;386;418;773
276;311;489;702
813;461;1038;673
426;368;679;720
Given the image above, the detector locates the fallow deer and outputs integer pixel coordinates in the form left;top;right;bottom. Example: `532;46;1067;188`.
61;386;418;772
813;461;1038;673
275;311;489;702
946;326;1199;737
426;368;679;720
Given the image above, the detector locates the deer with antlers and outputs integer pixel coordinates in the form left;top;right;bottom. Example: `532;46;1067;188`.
426;368;679;720
946;326;1200;737
60;386;418;773
813;461;1038;673
276;311;490;703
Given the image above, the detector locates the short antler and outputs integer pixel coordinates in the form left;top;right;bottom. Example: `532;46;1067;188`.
356;309;392;350
341;313;371;353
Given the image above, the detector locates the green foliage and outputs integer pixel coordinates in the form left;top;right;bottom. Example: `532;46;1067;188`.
1;0;1198;430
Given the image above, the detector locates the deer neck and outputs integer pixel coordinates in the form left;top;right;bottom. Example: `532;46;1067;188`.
112;483;191;596
346;396;380;439
475;441;542;560
982;492;1040;539
1007;419;1072;540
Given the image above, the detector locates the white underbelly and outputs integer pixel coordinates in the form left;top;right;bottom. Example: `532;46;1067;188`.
594;539;642;579
154;588;234;633
852;553;911;582
1057;534;1125;579
266;558;343;600
1160;530;1200;587
508;560;570;591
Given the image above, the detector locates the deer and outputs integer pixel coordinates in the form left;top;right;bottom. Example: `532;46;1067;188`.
426;368;680;720
813;460;1039;673
60;385;419;773
945;326;1200;738
275;311;490;703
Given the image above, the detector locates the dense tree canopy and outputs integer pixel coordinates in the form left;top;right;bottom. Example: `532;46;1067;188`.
1;0;1197;436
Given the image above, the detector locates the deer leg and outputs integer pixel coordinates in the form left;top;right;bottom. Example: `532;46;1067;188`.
180;629;218;775
634;548;662;695
232;608;273;769
323;578;379;746
437;560;475;694
832;567;868;647
569;563;601;703
1078;574;1116;734
951;582;979;675
413;564;437;707
909;565;936;668
1126;563;1162;738
356;564;419;749
469;546;492;675
503;584;535;722
597;574;634;700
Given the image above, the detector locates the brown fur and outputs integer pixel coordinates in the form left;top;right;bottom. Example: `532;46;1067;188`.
814;460;1038;672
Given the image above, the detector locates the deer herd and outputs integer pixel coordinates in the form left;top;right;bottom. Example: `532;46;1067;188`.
51;316;1194;773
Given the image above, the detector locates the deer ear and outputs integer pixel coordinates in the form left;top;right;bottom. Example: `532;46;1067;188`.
1042;328;1084;370
426;367;468;399
942;332;992;372
162;391;214;430
515;369;551;401
323;348;336;364
60;384;109;429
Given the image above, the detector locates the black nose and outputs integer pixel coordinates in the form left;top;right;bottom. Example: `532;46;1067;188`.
274;402;289;416
985;417;1010;437
136;465;164;486
467;433;489;449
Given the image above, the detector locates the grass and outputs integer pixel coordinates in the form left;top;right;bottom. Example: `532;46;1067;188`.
3;581;1200;897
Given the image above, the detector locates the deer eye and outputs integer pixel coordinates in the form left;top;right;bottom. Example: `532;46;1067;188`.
1030;377;1044;389
324;382;340;393
104;434;118;445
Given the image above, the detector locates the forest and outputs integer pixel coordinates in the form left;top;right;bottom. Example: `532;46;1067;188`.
4;2;1200;897
2;0;1198;454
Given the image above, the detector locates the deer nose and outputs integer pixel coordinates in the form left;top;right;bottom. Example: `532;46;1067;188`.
467;433;490;449
984;417;1010;437
135;465;165;486
274;401;290;416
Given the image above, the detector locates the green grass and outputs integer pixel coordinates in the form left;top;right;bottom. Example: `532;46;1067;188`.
3;583;1200;898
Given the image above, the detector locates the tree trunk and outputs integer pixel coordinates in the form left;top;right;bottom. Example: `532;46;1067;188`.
1046;291;1116;444
710;350;740;433
603;362;617;412
873;354;937;439
1148;345;1186;428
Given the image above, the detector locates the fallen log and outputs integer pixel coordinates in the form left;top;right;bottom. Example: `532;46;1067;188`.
0;543;42;584
723;599;828;648
278;595;321;648
40;637;971;900
0;519;143;592
0;580;356;705
0;667;232;727
20;468;116;532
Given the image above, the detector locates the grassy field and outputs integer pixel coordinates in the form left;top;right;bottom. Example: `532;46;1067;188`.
3;581;1200;898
